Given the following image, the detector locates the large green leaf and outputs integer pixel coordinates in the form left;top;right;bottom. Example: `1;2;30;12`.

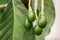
0;0;35;40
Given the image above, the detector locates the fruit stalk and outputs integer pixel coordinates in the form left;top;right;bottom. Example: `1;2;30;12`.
34;0;38;25
41;0;44;18
28;0;32;12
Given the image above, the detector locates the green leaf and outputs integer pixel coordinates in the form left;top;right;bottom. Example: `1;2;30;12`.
0;0;8;5
0;0;35;40
36;0;55;40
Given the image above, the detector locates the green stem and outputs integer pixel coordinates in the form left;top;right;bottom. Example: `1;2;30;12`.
28;0;32;12
41;0;44;18
34;0;38;25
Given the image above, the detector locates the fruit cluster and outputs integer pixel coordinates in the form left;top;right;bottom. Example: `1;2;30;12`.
24;11;35;30
24;0;47;35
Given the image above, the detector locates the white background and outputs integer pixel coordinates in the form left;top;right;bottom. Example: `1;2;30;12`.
45;0;60;40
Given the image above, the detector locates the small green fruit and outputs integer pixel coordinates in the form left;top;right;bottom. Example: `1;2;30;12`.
24;18;32;30
33;25;42;35
38;17;47;28
27;11;35;22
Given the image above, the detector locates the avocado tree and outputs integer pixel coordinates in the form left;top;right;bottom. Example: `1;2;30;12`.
0;0;55;40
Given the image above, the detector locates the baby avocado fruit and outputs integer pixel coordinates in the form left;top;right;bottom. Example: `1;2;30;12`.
33;25;42;35
24;18;32;30
38;17;47;28
27;11;35;22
